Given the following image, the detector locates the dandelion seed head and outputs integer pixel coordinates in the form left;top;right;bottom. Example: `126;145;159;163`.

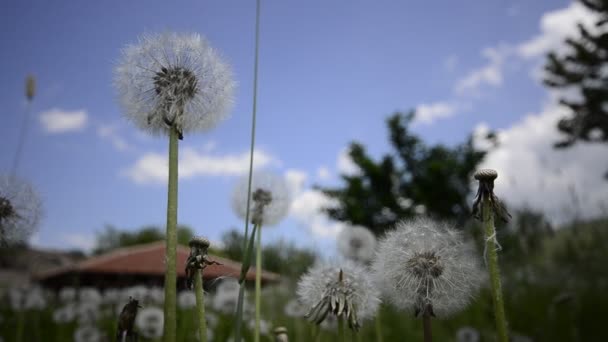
372;217;485;317
135;306;164;339
73;325;103;342
456;326;480;342
177;290;196;309
114;32;235;137
0;175;42;246
231;171;291;227
337;225;376;263
297;260;380;326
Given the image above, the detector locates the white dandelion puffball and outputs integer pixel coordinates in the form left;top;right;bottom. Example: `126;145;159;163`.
231;171;291;227
79;287;102;304
297;260;380;324
337;225;376;263
74;325;103;342
59;287;77;303
284;299;307;318
115;32;235;137
371;217;485;318
212;290;241;314
0;175;42;246
53;304;76;324
136;306;164;339
456;326;480;342
178;290;196;309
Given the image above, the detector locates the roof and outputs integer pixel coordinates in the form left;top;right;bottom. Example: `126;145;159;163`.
34;241;279;283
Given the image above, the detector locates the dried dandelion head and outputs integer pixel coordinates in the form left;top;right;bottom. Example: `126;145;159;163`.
337;225;376;263
372;217;485;318
231;171;291;227
297;260;380;331
0;175;42;246
114;32;235;139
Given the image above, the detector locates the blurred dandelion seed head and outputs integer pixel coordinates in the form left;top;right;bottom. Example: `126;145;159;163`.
114;32;235;137
297;260;380;329
0;175;42;246
337;225;376;263
135;306;164;339
372;217;485;318
232;171;291;227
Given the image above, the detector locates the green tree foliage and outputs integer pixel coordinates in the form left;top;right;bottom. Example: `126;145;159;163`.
93;224;195;255
318;112;485;235
220;229;316;278
544;0;608;148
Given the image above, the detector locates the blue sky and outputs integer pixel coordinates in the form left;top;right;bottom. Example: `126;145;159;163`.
2;0;607;254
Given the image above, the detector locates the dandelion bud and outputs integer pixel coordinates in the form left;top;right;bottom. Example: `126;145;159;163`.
273;326;289;342
25;75;35;101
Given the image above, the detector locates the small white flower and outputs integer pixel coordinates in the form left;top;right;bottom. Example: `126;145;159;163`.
79;287;102;305
135;306;164;339
24;287;47;310
284;299;307;318
102;288;121;304
372;217;485;318
147;286;164;304
212;290;240;314
247;318;271;335
73;325;103;342
76;302;100;324
231;171;291;227
0;175;42;246
297;260;380;330
115;32;235;138
337;225;376;263
456;326;480;342
178;290;197;309
53;304;76;323
59;287;77;303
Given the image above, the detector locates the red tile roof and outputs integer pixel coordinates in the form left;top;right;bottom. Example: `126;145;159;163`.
35;241;279;282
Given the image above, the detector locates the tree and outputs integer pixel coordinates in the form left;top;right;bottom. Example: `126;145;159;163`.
93;224;195;255
317;112;485;236
544;0;608;149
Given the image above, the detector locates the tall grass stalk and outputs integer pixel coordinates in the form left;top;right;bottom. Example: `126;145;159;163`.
254;224;263;342
163;126;179;342
235;0;261;340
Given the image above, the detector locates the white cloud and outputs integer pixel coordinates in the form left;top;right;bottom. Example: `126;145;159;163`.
337;148;359;175
478;103;608;224
517;2;598;59
290;188;346;238
97;124;130;151
455;45;511;94
285;169;308;195
414;102;458;125
124;148;277;185
317;166;331;181
63;233;96;251
39;108;88;133
443;55;459;72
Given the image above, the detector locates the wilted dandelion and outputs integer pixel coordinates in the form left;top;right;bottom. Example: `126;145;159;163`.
456;326;480;342
372;217;484;341
115;32;234;138
297;260;380;335
136;306;165;339
73;325;104;342
117;297;142;341
337;225;376;263
0;175;42;246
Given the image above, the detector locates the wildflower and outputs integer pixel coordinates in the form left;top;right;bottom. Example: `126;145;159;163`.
59;287;77;303
79;287;102;304
135;306;165;339
371;217;485;318
178;291;196;309
76;302;100;324
74;325;103;342
231;171;291;226
53;304;76;323
456;326;480;342
297;260;380;331
23;287;47;310
114;32;234;139
147;287;164;304
337;225;376;263
0;175;42;246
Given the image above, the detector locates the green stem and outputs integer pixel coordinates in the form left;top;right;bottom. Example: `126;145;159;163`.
338;316;346;342
11;99;32;176
235;224;258;340
15;310;24;342
374;308;383;342
195;269;207;342
254;225;263;342
422;312;432;342
163;126;179;342
482;199;509;342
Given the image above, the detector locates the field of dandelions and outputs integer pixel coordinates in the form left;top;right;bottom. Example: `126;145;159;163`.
2;8;608;342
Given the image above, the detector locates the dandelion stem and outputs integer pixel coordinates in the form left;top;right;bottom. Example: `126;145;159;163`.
254;224;263;342
195;269;207;342
11;99;33;176
15;310;24;342
482;199;509;342
422;312;433;342
235;1;261;341
374;308;383;342
338;316;346;342
163;125;179;342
